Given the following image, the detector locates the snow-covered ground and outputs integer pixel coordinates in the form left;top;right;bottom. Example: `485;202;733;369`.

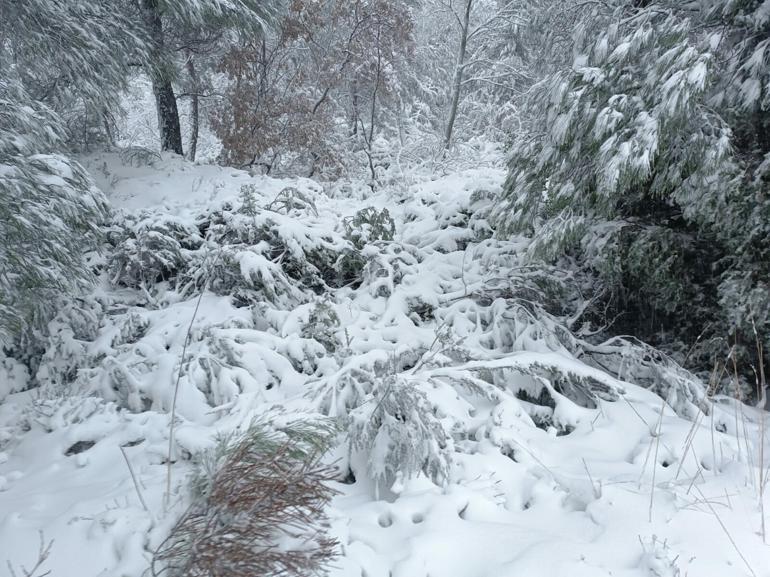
1;154;769;577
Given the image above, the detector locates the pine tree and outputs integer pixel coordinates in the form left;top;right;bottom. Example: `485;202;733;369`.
0;0;146;148
0;79;109;352
702;0;770;364
501;0;769;381
0;1;131;357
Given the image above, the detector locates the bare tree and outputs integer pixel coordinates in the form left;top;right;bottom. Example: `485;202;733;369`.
184;52;200;161
344;0;414;181
422;0;529;151
443;0;473;151
213;0;414;179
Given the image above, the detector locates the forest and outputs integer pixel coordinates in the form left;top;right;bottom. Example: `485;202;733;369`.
1;1;769;576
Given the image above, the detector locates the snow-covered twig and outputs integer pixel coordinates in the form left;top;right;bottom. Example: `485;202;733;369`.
6;532;53;577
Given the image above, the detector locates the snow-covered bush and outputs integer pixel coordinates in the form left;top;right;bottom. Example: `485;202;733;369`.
108;184;362;304
0;353;29;402
349;375;452;489
153;419;338;577
109;213;201;290
265;186;318;216
334;248;367;289
35;299;102;388
359;242;419;299
302;301;341;353
343;207;396;249
189;213;332;306
68;178;373;412
0;78;109;352
312;367;377;417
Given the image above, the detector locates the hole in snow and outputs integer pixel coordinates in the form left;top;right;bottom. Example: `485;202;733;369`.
339;468;356;485
65;440;96;456
378;513;393;528
458;503;469;519
501;446;518;462
231;294;251;308
661;460;671;468
401;359;417;371
411;513;424;524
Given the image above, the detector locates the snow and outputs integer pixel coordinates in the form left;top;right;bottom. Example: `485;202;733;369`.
1;155;770;577
0;354;28;401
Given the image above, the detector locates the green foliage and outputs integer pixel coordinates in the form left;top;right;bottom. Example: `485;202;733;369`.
334;249;367;289
349;375;451;488
343;207;396;249
505;8;731;241
0;0;147;148
0;79;109;349
502;1;770;380
108;191;361;305
155;0;278;32
109;214;200;289
238;183;259;216
302;301;341;353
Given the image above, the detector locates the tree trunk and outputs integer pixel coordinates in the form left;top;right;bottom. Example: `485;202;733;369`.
368;25;382;146
351;81;359;136
186;53;199;162
152;77;184;155
143;0;184;156
444;0;473;152
102;108;116;150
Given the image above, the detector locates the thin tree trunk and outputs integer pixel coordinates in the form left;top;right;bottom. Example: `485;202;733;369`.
444;0;473;152
351;81;359;136
143;0;184;156
102;108;116;150
368;25;382;146
186;53;199;162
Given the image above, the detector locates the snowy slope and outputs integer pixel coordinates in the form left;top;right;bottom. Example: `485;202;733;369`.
1;154;769;577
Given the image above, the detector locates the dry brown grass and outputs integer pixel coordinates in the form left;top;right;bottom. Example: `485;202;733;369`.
152;423;339;577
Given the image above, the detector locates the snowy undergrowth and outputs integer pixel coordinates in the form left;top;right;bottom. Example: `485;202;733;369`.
1;153;769;577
